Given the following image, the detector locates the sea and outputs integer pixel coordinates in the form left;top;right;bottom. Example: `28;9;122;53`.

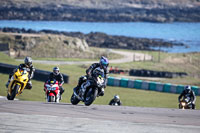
0;20;200;53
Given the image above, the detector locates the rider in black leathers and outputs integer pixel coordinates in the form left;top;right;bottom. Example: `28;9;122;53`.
178;85;196;109
75;56;109;96
47;67;65;99
6;57;35;89
109;95;122;106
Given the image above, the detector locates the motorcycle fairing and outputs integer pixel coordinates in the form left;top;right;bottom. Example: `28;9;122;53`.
8;69;29;96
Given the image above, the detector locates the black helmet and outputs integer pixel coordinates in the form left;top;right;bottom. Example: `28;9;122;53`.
24;57;32;67
53;67;60;76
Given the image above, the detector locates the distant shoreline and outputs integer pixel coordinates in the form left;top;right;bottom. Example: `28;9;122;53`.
0;27;185;51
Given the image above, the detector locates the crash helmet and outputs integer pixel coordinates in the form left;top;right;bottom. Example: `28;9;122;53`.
24;57;32;67
53;67;60;76
114;95;120;102
100;56;109;69
185;85;192;93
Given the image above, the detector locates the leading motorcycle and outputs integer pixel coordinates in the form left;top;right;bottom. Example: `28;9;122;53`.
7;68;29;100
71;68;105;106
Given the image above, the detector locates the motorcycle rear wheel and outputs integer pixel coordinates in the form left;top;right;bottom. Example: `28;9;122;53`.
71;94;80;105
84;88;98;106
7;84;20;100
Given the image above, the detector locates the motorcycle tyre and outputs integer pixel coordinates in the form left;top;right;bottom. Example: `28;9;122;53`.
7;84;20;100
47;96;55;102
84;88;98;106
178;104;182;109
71;93;80;105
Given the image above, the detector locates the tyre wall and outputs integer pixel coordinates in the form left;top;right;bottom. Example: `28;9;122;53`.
129;69;187;78
107;77;200;95
0;63;69;83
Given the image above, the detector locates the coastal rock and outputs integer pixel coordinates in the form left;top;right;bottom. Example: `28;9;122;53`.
0;0;200;22
0;32;89;58
0;27;185;51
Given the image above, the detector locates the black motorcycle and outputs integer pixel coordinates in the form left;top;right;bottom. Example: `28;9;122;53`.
179;97;193;109
71;68;105;106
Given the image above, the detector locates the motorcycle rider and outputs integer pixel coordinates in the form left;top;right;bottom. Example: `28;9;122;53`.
75;56;109;97
5;57;35;89
178;85;196;109
47;67;64;99
109;95;122;106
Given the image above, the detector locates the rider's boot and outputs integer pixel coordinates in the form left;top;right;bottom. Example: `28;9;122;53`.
59;87;64;100
99;88;105;96
5;79;10;88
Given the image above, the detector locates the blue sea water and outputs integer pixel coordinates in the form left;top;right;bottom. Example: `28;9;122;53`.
0;20;200;53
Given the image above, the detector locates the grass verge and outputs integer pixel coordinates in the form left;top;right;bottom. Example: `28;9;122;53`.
0;51;200;109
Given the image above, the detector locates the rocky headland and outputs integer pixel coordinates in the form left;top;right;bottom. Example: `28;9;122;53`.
0;0;200;22
0;27;185;51
0;31;90;58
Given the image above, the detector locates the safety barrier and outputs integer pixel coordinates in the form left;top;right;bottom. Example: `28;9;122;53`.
107;77;200;95
0;63;69;83
129;69;187;78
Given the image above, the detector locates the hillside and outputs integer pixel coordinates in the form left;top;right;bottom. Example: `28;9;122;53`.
0;0;200;22
0;32;90;58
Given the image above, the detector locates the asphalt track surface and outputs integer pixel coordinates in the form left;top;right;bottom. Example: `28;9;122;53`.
0;98;200;133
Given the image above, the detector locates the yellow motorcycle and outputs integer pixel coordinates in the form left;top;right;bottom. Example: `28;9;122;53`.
7;68;29;100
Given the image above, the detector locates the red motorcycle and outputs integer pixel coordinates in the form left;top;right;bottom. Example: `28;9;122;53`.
44;79;60;103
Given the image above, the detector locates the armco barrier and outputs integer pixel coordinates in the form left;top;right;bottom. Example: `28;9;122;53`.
0;63;69;83
107;77;200;95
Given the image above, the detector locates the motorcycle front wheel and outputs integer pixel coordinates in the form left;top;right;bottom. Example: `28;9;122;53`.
7;84;20;100
47;96;55;102
71;94;80;105
84;88;98;106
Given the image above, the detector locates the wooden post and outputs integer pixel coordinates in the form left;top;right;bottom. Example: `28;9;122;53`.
158;44;161;62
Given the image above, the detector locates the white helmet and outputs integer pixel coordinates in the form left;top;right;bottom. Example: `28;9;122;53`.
114;95;120;102
24;57;32;67
185;85;191;93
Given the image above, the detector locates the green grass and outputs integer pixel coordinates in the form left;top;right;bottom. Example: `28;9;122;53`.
1;72;200;109
0;51;200;109
30;47;122;61
109;50;200;86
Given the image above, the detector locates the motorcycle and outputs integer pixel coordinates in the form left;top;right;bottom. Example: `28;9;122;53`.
44;79;60;103
71;68;105;106
7;68;29;100
179;97;193;109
